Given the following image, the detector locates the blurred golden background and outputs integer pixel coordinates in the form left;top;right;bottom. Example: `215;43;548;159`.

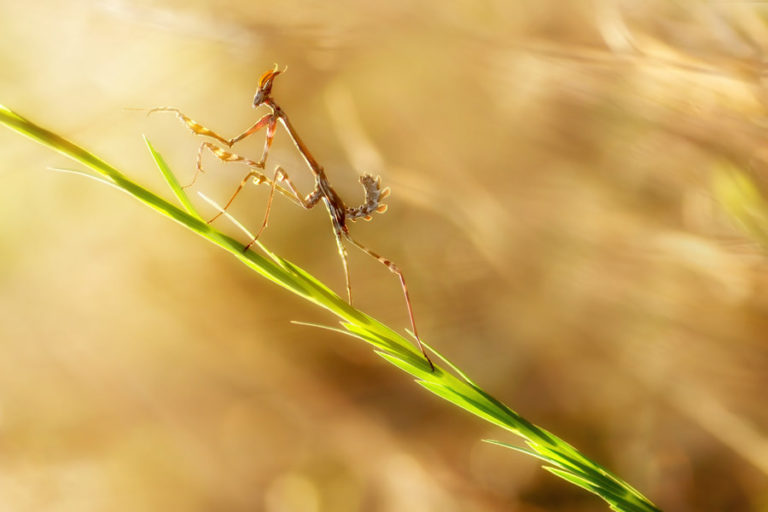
2;1;768;510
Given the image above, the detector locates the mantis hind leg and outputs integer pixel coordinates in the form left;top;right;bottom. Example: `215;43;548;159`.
343;233;434;371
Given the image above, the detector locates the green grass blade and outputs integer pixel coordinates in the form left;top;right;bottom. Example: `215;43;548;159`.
416;337;477;386
0;105;662;512
144;135;201;219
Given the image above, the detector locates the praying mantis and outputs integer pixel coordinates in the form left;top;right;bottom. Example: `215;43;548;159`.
149;65;434;370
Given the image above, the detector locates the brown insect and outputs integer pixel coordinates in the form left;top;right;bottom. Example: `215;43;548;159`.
150;65;434;370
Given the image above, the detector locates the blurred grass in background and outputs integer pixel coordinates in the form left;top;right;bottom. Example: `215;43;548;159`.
1;1;768;510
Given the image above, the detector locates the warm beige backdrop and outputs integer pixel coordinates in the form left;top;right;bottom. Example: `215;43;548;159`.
1;1;767;510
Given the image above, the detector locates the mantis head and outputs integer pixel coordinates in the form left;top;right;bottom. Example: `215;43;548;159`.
253;64;284;107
